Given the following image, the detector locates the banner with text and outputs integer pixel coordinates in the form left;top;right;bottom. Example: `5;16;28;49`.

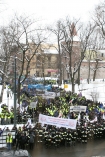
42;91;60;99
70;106;87;112
39;114;77;129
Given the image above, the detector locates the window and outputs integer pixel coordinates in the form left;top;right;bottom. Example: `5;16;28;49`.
36;71;39;77
37;56;40;61
48;72;51;77
101;53;104;57
48;56;51;62
28;71;30;75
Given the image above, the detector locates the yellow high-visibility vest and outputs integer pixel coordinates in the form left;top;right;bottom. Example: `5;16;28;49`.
6;135;13;143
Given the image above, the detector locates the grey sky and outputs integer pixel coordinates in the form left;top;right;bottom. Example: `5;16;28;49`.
0;0;102;26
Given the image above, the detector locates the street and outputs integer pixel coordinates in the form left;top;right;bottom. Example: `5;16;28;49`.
29;139;105;157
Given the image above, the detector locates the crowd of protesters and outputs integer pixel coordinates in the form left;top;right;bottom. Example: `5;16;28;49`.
0;104;35;125
0;88;105;150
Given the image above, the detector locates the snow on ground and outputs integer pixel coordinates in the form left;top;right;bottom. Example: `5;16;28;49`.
62;79;105;104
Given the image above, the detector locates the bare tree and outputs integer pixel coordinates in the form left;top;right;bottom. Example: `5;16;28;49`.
93;1;105;39
90;91;99;102
60;17;95;93
85;2;105;81
0;27;15;102
47;20;64;85
2;15;46;104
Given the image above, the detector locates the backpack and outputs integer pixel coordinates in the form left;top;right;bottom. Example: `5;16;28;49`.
29;135;34;143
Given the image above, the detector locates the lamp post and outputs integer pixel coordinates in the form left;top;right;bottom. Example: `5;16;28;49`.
14;56;17;127
7;87;9;108
66;65;70;83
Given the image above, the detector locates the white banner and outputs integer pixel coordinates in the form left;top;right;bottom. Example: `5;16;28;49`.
42;91;56;99
30;101;37;108
39;114;77;129
42;91;60;99
70;106;87;112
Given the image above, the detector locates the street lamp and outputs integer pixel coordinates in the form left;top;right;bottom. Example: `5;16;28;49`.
14;56;17;127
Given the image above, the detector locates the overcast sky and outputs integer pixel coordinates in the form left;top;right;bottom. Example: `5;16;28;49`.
0;0;101;26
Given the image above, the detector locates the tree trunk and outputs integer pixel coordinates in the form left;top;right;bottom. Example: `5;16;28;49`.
87;61;90;84
77;66;80;85
72;81;75;93
71;76;75;93
93;60;98;81
17;80;21;105
0;83;5;102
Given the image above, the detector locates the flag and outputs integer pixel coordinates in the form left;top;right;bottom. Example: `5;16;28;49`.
103;114;105;120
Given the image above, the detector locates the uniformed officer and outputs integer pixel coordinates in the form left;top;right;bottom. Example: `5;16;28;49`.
65;129;72;146
77;125;82;142
54;130;61;148
81;127;88;143
45;130;52;148
72;130;78;146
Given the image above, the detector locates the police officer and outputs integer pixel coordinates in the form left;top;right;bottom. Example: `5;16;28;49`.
6;133;13;150
10;111;14;124
1;112;4;125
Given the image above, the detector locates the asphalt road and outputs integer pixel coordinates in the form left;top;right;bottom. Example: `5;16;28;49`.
29;139;105;157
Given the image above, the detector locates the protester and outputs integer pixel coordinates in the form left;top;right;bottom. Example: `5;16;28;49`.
29;132;35;150
19;132;27;149
0;127;6;136
1;88;105;151
6;132;13;150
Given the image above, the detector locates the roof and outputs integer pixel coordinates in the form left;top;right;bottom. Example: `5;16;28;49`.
97;50;105;54
73;36;80;42
44;49;58;54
